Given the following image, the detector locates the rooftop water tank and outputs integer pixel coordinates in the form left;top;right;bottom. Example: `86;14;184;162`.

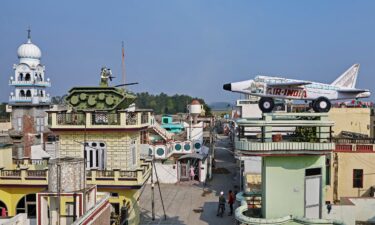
48;157;85;193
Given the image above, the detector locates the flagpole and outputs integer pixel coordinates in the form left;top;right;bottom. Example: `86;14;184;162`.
121;41;126;89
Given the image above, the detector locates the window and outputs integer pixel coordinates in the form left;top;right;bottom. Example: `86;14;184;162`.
353;169;363;188
305;168;321;176
17;117;22;131
110;192;119;198
25;73;31;81
35;117;45;133
131;139;137;167
84;142;106;170
65;202;74;216
326;157;331;185
110;203;120;215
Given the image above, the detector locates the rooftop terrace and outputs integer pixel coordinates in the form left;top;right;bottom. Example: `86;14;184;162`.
235;113;335;155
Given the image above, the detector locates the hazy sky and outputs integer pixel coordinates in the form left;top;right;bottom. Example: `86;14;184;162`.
1;0;375;104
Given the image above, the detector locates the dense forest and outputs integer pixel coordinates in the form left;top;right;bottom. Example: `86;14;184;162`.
135;92;211;115
50;93;211;115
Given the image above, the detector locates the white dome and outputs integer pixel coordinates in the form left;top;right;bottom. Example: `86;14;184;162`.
17;39;41;59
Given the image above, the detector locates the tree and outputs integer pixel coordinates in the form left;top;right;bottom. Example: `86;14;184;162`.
135;92;212;115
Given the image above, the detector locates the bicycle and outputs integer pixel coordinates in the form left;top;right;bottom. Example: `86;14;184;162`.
217;203;225;217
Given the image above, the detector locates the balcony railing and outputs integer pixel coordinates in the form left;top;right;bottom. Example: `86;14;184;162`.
119;171;137;179
12;158;49;167
96;170;115;178
1;170;21;177
0;164;151;186
91;113;120;125
9;96;51;103
57;113;85;125
126;112;138;125
49;111;151;129
27;170;47;178
235;140;334;152
9;80;51;87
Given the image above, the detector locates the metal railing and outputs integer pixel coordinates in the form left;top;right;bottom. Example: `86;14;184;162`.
333;138;375;144
57;113;85;125
91;112;120;125
91;113;120;125
126;112;138;125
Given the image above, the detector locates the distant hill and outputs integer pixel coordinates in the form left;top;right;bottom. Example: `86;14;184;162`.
209;102;233;111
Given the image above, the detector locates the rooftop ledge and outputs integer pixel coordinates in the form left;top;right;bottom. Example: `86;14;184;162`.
236;112;334;127
235;192;343;225
235;140;334;153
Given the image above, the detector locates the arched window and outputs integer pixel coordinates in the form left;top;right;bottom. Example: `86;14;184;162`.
0;200;8;217
40;90;43;97
25;73;31;81
39;74;43;81
26;90;31;97
19;73;24;81
16;194;36;218
20;90;25;97
84;142;107;170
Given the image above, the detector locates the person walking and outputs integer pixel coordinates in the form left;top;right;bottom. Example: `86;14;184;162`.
217;191;226;217
189;165;195;181
228;190;235;216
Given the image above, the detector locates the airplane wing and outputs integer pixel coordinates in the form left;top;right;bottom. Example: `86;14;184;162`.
267;81;312;88
337;89;369;94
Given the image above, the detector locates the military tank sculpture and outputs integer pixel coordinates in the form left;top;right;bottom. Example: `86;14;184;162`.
65;67;136;111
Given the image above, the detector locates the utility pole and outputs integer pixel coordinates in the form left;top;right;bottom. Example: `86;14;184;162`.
153;160;167;220
151;156;155;220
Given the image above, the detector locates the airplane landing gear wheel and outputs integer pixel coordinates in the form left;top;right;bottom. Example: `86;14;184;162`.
312;97;331;112
259;97;275;113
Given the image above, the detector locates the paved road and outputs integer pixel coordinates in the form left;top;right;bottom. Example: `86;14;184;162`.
139;135;239;225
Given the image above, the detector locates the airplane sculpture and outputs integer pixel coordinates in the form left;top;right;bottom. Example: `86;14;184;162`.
223;64;370;113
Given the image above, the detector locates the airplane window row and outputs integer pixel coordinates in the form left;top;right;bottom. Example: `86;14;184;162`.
306;84;338;90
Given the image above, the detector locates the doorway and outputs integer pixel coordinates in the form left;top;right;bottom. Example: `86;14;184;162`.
304;168;322;219
178;158;200;182
179;161;189;181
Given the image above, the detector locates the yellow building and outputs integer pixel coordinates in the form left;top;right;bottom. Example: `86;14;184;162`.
326;142;375;203
328;107;375;138
0;71;152;225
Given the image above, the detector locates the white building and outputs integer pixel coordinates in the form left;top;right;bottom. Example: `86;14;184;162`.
7;29;51;158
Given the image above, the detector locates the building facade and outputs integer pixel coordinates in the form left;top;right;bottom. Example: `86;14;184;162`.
7;30;51;158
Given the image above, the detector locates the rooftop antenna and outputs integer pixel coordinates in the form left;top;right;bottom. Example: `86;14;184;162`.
121;41;126;89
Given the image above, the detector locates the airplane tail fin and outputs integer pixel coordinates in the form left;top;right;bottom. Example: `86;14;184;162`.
331;64;360;88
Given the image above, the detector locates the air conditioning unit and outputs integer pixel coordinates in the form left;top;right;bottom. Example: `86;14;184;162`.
148;145;154;157
154;145;166;159
193;140;202;153
183;141;192;153
173;141;183;152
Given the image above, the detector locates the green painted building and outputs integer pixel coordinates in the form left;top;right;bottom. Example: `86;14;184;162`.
234;113;342;225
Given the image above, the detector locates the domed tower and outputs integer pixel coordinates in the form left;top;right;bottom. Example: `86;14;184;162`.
9;29;51;104
8;29;51;158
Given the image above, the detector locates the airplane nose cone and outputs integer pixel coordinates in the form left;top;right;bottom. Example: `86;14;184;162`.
223;83;232;91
